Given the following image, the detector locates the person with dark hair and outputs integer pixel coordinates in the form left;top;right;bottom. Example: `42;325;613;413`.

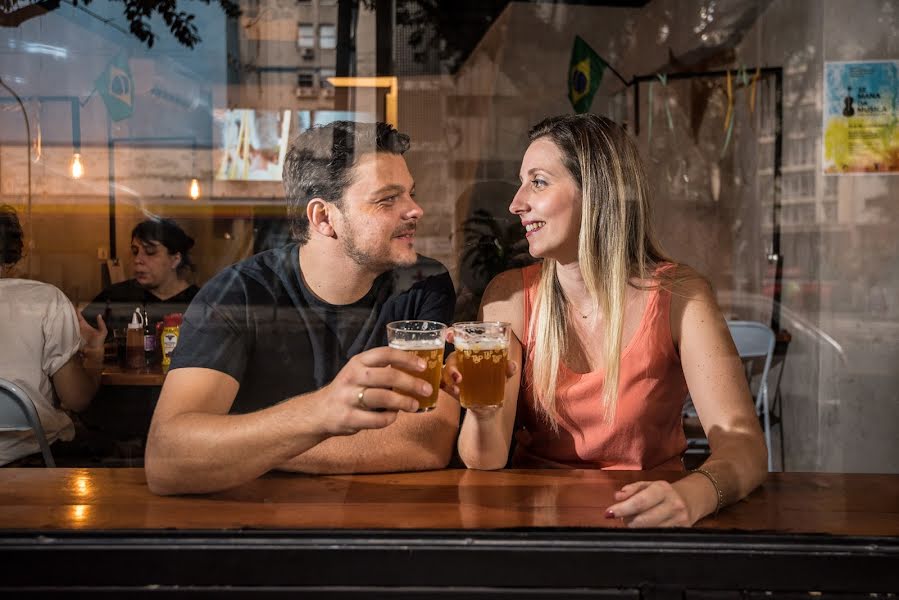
0;204;106;466
145;121;459;494
83;217;199;336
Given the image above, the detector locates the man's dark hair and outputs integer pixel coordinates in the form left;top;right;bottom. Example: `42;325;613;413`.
282;121;411;244
0;204;24;267
132;217;196;275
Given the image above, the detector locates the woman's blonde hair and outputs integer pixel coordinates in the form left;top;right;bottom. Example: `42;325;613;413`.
527;114;673;427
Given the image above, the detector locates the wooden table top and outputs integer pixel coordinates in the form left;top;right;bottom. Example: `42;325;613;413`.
0;468;896;537
100;364;166;386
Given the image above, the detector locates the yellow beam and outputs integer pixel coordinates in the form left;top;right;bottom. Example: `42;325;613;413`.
326;76;398;127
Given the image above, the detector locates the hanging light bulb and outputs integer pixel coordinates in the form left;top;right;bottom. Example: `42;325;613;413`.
70;152;84;179
189;178;200;200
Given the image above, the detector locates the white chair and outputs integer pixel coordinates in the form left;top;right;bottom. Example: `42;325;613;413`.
727;321;776;472
0;378;55;467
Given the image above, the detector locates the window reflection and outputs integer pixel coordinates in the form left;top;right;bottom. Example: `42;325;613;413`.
0;0;896;475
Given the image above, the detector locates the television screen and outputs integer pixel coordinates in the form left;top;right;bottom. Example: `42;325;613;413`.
215;109;291;181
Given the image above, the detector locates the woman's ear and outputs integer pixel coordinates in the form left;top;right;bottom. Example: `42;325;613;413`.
307;198;336;238
170;252;183;271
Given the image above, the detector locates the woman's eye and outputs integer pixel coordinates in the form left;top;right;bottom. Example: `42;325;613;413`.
532;178;547;189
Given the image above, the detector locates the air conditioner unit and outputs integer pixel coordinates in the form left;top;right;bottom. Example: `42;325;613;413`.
295;87;316;98
302;48;315;60
320;87;335;98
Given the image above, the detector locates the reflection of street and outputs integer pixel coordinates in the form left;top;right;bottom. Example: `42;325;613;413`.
823;316;899;375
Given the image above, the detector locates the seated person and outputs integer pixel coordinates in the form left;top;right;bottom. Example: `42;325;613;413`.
447;114;768;527
0;205;106;466
145;121;459;495
83;217;199;337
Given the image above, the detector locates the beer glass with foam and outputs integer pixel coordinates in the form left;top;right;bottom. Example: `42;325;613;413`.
386;320;447;412
453;321;511;409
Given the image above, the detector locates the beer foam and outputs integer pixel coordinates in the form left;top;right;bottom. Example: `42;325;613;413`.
454;338;508;352
389;338;445;351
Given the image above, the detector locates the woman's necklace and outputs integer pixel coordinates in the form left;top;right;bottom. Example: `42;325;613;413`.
570;302;593;320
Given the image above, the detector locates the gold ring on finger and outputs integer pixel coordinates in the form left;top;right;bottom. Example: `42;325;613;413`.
357;387;369;410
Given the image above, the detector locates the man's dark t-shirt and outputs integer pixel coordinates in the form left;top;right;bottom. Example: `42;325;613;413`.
83;279;200;337
170;244;456;414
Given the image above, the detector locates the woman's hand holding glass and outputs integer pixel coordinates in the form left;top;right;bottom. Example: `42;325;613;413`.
441;325;519;418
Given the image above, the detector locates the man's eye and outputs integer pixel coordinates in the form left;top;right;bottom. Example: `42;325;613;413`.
380;195;398;204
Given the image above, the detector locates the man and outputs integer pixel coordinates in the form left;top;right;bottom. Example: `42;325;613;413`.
145;122;459;495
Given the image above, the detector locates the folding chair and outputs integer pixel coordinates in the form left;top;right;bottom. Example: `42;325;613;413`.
0;378;55;467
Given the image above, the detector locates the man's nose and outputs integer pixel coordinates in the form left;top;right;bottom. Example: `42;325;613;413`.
405;197;424;220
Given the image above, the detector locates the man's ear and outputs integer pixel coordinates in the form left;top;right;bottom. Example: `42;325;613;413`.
307;198;336;238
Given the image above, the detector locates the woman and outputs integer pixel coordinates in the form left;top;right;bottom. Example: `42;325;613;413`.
0;205;106;466
447;115;767;527
83;217;199;336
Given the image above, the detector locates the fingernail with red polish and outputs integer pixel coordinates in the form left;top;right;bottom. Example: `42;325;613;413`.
605;509;615;519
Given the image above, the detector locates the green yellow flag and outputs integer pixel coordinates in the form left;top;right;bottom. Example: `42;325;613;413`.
95;54;134;121
568;36;606;114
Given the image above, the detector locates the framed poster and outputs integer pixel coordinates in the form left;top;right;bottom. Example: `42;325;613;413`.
824;60;898;174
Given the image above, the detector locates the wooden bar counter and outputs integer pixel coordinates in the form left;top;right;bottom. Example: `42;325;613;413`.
0;468;896;596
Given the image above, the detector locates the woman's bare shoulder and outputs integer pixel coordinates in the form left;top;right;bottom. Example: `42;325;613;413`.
479;268;529;337
662;263;715;302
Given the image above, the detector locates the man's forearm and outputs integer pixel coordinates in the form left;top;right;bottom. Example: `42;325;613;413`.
146;393;328;494
278;393;460;474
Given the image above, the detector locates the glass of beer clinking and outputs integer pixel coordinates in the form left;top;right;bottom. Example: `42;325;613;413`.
386;320;447;412
452;321;511;409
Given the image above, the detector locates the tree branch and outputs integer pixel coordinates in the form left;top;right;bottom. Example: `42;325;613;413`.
0;0;60;27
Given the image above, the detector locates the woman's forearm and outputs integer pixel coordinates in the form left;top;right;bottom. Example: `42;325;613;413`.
681;431;769;522
458;410;511;470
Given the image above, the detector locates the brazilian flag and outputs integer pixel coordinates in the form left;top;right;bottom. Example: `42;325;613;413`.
94;54;134;122
568;36;606;114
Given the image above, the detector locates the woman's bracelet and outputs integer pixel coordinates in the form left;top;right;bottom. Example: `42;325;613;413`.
692;467;725;516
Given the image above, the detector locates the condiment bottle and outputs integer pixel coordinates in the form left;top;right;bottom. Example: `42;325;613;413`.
125;308;145;369
161;313;182;372
142;308;157;365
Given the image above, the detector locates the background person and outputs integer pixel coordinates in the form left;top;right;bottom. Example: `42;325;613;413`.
0;204;106;466
83;217;199;338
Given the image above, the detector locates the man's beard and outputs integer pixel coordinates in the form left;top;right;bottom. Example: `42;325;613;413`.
341;221;417;271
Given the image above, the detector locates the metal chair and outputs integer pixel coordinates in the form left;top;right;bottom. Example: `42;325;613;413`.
726;321;776;472
0;378;55;467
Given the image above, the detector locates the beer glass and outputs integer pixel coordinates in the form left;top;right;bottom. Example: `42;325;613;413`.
386;320;447;412
452;321;510;409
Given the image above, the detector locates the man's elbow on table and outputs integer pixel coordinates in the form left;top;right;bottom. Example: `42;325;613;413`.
144;429;185;496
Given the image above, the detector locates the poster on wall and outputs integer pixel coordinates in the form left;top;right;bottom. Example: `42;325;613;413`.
214;109;291;181
823;60;898;174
